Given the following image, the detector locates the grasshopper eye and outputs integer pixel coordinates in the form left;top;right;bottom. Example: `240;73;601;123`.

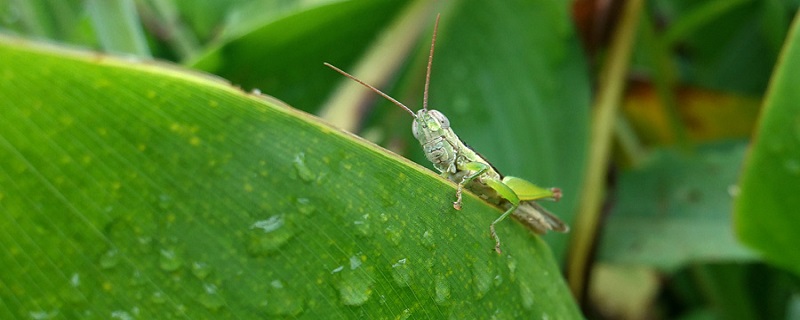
429;110;450;129
412;119;421;139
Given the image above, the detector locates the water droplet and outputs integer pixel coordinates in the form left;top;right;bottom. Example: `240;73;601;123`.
63;273;87;305
159;249;183;272
349;255;362;270
263;279;304;316
494;274;503;287
151;291;167;304
70;273;81;287
384;225;402;246
422;230;435;249
506;255;518;282
99;249;120;269
197;284;225;311
785;159;800;175
29;310;58;319
353;214;372;237
129;270;147;287
110;310;133;320
247;215;295;256
434;273;450;306
158;194;173;209
471;259;493;299
391;258;411;287
191;262;212;280
333;255;374;306
518;280;535;310
293;153;315;182
251;215;284;232
727;184;741;197
295;198;316;216
398;308;412;320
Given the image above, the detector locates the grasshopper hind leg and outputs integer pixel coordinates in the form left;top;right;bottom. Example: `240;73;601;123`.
489;204;519;254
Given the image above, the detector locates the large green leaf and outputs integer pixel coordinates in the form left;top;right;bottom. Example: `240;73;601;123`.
0;36;580;318
734;11;800;277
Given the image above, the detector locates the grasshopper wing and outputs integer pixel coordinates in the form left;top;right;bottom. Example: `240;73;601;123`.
510;201;569;234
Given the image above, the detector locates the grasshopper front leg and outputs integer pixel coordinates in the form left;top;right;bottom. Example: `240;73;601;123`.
451;161;491;210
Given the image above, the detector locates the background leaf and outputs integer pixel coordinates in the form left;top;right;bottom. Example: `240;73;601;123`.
599;143;755;270
734;10;800;277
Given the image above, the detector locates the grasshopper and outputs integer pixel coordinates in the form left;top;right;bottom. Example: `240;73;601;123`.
324;15;568;253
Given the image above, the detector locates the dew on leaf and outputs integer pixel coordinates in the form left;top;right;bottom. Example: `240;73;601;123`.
263;279;304;316
353;214;372;237
391;258;411;287
247;215;295;256
295;197;316;216
99;249;120;269
434;273;450;306
784;158;800;175
191;261;212;280
518;280;535;310
159;248;183;272
197;284;225;311
384;225;402;246
293;152;315;182
471;258;494;300
422;230;435;249
506;255;518;282
333;255;374;306
151;291;167;304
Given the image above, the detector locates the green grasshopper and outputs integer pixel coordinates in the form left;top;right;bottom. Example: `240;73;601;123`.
324;15;568;253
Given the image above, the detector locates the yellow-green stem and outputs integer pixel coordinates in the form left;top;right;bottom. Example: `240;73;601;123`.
567;0;643;301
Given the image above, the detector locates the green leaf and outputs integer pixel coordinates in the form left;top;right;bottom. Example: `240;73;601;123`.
599;144;756;270
85;0;150;57
0;36;580;318
650;0;790;94
735;11;800;277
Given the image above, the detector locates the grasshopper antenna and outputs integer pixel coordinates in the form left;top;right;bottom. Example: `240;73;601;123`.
324;62;417;118
423;14;440;112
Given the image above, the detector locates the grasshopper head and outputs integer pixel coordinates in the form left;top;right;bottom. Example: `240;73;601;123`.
412;109;450;141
